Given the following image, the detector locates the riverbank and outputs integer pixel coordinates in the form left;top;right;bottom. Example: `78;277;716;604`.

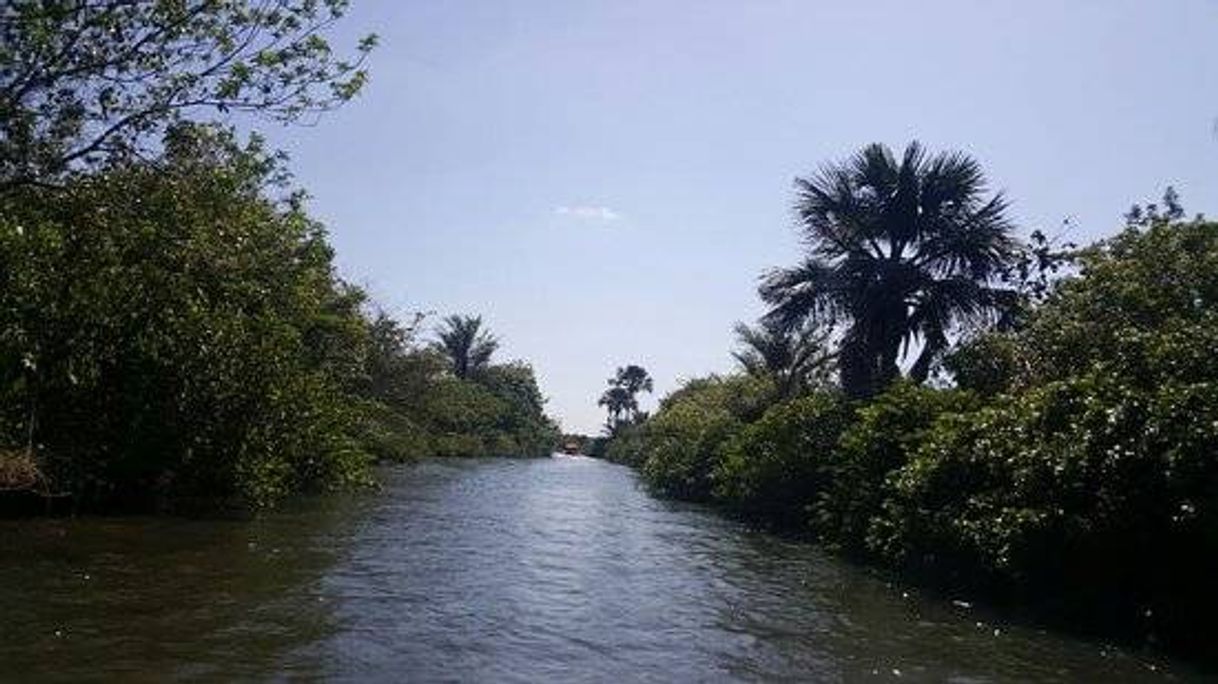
588;213;1218;668
1;125;561;514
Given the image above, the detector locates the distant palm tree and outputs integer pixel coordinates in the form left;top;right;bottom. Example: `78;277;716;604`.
597;386;633;432
732;320;832;398
598;364;653;433
761;142;1017;398
434;315;498;380
614;365;653;399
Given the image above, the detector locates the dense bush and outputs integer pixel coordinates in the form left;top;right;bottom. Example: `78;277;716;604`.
637;374;774;500
818;383;975;552
874;371;1218;643
0;4;561;513
357;314;559;461
870;220;1218;646
714;392;849;526
0;128;560;511
476;362;561;457
421;365;559;458
627;214;1218;656
0;128;374;508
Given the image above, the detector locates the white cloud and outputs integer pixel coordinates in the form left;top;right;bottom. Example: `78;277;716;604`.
554;205;621;222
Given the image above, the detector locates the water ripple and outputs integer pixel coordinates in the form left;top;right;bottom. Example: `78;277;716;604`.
0;456;1200;682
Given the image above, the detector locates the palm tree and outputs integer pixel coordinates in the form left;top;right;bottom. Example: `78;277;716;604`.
760;142;1017;399
732;320;832;398
598;364;653;433
614;365;653;399
597;386;633;433
434;314;498;380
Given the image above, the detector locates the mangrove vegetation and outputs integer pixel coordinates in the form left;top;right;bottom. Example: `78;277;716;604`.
0;1;558;513
594;143;1218;660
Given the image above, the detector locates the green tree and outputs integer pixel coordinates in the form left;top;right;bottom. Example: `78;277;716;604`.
434;315;498;380
760;142;1018;398
732;319;833;398
355;310;444;461
0;0;376;190
714;392;851;526
875;206;1218;654
636;374;772;499
598;364;653;433
597;386;632;432
477;362;561;456
0;124;373;508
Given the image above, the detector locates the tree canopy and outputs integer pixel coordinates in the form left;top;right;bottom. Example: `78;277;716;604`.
434;315;499;381
0;0;375;190
598;364;653;434
760;142;1018;398
732;319;832;398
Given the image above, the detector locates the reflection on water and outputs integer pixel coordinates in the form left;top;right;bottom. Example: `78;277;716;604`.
0;456;1203;682
0;493;361;681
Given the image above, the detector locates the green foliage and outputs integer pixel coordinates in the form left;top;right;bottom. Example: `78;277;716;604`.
732;319;833;398
715;392;850;526
819;383;975;551
1;0;376;188
627;203;1218;654
870;217;1218;646
951;209;1218;395
603;422;647;466
484;363;563;456
942;334;1021;397
875;373;1218;595
0;126;373;508
636;374;775;500
367;330;559;459
0;125;560;510
582;436;610;460
0;0;558;512
433;315;498;380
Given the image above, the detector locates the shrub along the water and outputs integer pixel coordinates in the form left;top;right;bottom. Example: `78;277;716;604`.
636;374;774;500
714;393;850;527
817;382;976;554
0;128;375;509
0;127;558;512
0;1;560;512
614;212;1218;658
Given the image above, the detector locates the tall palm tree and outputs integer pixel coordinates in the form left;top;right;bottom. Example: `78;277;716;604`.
732;320;832;398
613;365;653;399
434;314;498;380
760;142;1017;398
597;386;633;433
598;364;653;433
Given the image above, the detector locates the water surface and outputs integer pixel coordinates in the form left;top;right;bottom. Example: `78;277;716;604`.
0;456;1202;681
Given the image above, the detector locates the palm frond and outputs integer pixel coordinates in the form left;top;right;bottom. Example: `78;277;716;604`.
759;258;853;330
760;141;1019;397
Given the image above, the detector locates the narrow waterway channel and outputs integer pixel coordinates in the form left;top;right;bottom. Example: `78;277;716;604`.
0;456;1203;682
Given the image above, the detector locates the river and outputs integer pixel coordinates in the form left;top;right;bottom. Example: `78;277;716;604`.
0;456;1204;682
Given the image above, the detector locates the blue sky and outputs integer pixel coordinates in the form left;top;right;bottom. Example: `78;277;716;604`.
261;0;1218;434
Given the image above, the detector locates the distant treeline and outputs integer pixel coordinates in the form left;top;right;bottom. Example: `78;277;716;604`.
597;143;1218;660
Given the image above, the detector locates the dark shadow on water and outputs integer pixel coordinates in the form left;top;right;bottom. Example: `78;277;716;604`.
0;491;372;681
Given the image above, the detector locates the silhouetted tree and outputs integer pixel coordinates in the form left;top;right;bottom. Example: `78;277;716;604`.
732;320;833;397
761;141;1018;398
598;364;653;433
434;315;498;380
